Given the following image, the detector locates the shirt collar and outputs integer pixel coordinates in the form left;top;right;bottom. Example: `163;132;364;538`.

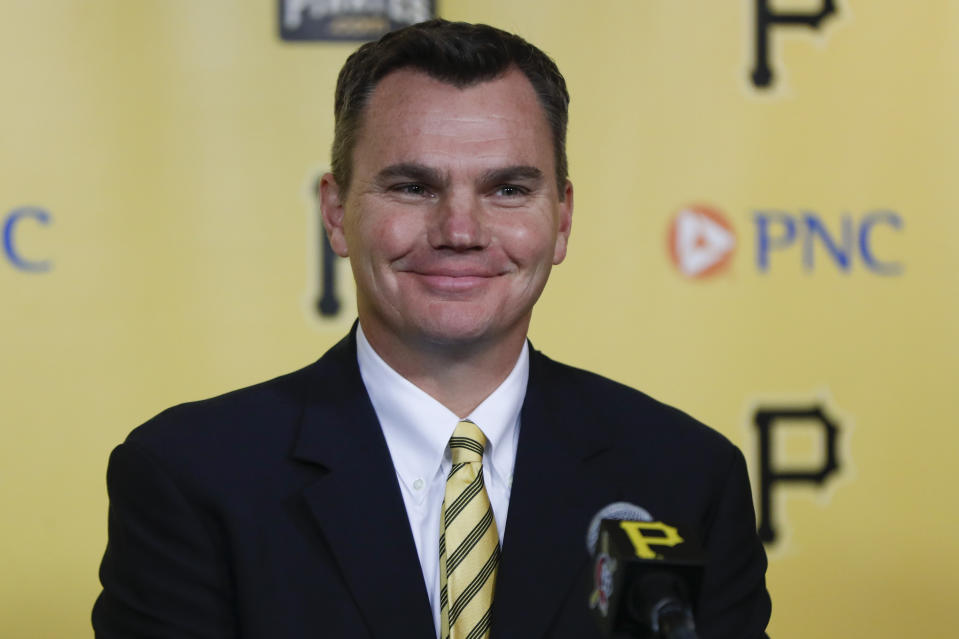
355;324;528;495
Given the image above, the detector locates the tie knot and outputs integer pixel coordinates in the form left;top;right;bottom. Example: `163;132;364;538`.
449;420;487;464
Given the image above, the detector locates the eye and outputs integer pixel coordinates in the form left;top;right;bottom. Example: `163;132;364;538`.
493;184;528;197
392;183;433;197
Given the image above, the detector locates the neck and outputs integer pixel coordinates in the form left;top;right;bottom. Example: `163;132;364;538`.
359;323;528;418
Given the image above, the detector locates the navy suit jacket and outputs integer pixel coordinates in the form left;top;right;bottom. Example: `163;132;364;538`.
93;331;770;638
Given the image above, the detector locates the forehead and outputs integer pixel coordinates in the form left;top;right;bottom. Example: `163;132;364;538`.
352;67;554;174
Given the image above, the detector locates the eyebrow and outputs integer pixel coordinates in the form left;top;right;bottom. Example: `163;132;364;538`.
375;162;446;186
374;163;545;189
480;165;544;185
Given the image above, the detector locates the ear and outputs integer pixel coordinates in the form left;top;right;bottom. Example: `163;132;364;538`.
319;172;350;257
552;179;573;265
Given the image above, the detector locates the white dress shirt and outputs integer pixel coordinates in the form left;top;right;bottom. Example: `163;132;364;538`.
355;325;527;638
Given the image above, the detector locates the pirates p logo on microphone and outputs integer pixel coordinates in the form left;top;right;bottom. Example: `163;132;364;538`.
618;521;687;560
586;503;706;637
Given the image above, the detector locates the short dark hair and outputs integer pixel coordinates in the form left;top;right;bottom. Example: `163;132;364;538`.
331;19;570;198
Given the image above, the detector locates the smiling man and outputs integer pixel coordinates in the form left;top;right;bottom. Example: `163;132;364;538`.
320;65;571;418
93;20;770;639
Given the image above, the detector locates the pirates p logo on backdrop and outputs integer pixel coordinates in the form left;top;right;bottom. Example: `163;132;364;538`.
749;0;840;89
749;401;848;545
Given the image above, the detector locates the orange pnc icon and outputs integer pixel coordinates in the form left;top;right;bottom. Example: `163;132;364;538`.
667;205;736;278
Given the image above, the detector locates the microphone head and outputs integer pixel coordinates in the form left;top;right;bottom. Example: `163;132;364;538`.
586;506;706;638
586;502;653;555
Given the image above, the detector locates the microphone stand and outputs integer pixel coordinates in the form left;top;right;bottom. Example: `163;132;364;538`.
617;573;700;639
649;597;698;639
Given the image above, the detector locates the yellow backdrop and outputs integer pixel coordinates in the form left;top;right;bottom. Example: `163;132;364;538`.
2;1;956;637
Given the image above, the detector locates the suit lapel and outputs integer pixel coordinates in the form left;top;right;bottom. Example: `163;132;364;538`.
492;348;617;639
292;332;435;639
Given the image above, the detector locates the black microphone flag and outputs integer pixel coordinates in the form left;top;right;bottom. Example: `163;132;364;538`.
588;507;705;639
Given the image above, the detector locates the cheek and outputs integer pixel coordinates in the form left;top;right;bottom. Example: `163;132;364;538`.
495;216;557;265
346;205;421;262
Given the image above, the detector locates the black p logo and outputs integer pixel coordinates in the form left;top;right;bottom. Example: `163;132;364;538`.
754;405;841;543
751;0;839;88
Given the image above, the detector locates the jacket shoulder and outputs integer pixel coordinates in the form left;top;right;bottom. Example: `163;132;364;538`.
124;332;357;455
530;349;739;460
125;361;315;452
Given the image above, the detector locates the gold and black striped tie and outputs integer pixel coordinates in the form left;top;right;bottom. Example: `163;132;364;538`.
439;420;500;639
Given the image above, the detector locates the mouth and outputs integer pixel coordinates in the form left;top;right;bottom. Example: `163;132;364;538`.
409;271;498;293
394;254;511;295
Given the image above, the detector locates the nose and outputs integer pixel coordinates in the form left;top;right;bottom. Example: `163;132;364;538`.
427;190;490;251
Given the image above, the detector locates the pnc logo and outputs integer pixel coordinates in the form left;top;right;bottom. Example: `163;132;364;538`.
3;206;52;272
667;204;904;277
667;205;737;279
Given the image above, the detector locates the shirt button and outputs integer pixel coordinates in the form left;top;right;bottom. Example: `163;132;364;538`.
413;478;425;491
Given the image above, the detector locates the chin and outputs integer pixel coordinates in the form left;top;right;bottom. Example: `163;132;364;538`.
411;305;527;350
416;321;495;347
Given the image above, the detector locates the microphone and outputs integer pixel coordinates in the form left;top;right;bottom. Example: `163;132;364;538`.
586;502;705;639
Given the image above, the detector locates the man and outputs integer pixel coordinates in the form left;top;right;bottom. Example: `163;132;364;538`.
93;19;770;639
